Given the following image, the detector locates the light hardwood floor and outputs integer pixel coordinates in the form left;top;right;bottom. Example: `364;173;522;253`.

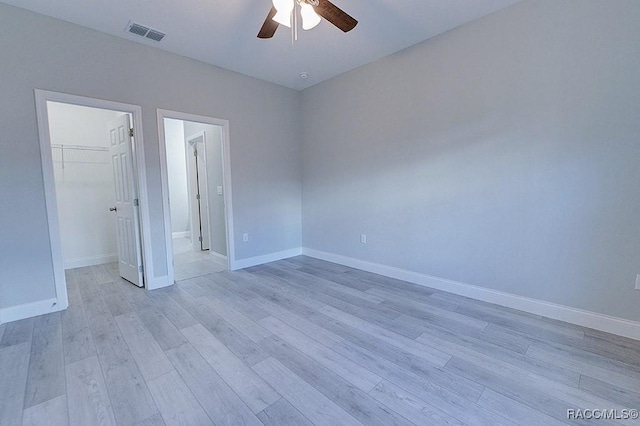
1;256;639;425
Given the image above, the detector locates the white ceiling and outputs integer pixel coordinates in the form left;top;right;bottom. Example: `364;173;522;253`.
2;0;521;90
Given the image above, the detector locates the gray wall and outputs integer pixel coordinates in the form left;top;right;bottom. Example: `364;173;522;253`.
301;0;640;321
183;121;228;257
0;3;301;311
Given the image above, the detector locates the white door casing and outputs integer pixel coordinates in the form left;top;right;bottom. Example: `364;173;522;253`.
35;89;160;301
108;115;143;287
157;109;235;280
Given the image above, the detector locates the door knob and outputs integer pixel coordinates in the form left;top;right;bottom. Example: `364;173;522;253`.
109;207;117;212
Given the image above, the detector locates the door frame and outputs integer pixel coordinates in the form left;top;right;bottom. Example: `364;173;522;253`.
185;131;211;252
157;109;236;280
34;89;155;300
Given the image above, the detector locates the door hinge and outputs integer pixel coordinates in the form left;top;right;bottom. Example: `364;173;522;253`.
196;194;200;200
133;198;139;207
194;149;198;157
139;265;144;273
129;128;134;137
198;236;203;242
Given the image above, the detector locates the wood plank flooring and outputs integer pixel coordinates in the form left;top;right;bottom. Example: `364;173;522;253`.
1;256;639;425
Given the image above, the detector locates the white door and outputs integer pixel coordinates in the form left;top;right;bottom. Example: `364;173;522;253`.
108;115;143;287
188;134;211;251
194;145;211;251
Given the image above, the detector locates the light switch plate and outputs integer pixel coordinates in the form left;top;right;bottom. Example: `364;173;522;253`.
217;186;223;195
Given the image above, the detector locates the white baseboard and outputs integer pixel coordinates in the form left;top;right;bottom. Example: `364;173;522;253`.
0;297;68;325
172;231;190;239
302;248;640;341
64;254;117;269
146;275;174;291
209;251;228;263
231;248;302;271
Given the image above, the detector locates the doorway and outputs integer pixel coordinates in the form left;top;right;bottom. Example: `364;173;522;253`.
35;90;155;300
158;110;235;282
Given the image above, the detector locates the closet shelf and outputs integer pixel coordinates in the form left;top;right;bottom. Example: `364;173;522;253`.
51;143;109;152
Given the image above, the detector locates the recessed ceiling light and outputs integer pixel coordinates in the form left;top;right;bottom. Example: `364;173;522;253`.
299;72;309;79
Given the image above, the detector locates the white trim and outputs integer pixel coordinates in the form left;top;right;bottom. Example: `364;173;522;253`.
64;254;118;270
186;131;206;145
232;248;302;270
302;248;640;341
205;254;228;270
157;109;236;286
34;89;154;302
172;231;190;239
34;91;68;316
0;298;66;325
209;250;227;262
146;275;174;290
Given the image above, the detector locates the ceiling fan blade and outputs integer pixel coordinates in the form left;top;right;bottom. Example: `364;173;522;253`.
257;6;279;38
315;0;358;33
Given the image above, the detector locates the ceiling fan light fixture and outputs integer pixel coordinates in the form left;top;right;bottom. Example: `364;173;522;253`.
259;0;356;40
272;0;293;27
300;3;321;30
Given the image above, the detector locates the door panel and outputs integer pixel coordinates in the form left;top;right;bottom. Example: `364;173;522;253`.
194;146;211;251
187;133;211;252
109;115;143;287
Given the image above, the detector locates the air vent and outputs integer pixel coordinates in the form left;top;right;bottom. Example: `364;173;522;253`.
145;30;166;42
128;23;149;37
126;21;165;42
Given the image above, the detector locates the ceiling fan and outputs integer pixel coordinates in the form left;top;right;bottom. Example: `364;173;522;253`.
258;0;358;39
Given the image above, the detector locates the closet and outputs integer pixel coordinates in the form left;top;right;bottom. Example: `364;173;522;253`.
48;102;123;269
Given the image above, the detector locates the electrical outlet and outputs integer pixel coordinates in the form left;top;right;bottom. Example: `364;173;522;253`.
360;234;367;244
636;274;640;290
243;233;249;242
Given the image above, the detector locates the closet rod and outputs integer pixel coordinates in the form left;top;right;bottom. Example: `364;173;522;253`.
51;144;109;152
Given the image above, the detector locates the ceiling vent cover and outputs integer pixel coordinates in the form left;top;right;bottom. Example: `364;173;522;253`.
126;21;165;42
145;30;166;42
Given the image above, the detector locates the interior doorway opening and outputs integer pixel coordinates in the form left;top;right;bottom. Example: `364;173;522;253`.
35;90;155;304
47;101;145;287
162;117;229;280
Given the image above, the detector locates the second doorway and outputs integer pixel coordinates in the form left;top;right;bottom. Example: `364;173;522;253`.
163;118;228;280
